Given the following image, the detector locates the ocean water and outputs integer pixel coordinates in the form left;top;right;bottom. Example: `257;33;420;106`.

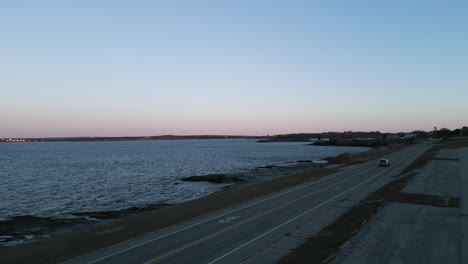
0;139;369;220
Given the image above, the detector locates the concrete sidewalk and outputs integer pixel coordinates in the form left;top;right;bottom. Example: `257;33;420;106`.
332;147;468;264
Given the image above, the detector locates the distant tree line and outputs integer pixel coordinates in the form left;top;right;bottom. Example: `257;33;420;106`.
260;126;468;143
433;126;468;138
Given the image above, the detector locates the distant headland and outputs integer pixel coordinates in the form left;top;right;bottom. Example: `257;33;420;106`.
1;127;466;144
0;135;263;143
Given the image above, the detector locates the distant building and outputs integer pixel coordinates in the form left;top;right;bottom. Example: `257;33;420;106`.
310;138;330;142
402;133;415;139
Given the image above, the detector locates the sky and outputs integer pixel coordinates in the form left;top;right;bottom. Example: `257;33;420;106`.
1;0;467;138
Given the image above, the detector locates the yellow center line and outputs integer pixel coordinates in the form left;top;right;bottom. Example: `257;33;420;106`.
142;172;359;264
143;148;421;264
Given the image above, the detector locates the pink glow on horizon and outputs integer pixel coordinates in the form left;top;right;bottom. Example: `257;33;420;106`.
1;2;467;138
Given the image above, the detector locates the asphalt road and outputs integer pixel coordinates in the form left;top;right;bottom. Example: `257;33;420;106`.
67;141;433;264
333;144;467;264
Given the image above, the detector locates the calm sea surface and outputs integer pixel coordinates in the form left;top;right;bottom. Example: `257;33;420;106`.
0;139;369;220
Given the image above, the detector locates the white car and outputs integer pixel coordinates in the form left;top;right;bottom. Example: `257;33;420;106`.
378;159;390;167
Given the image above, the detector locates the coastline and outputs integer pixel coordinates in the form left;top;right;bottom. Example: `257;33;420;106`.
0;135;264;143
0;142;408;249
0;142;411;263
0;159;327;248
2;139;363;223
0;142;409;249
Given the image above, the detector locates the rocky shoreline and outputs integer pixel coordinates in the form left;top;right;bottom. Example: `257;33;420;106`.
3;140;411;249
181;174;245;183
0;204;173;247
0;216;97;247
0;159;329;248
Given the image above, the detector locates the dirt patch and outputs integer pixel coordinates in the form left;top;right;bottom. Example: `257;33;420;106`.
431;157;459;161
394;192;459;207
398;138;467;175
181;174;245;183
400;145;440;174
439;137;468;149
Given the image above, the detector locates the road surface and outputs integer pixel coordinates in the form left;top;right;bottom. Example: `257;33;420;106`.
332;143;467;264
67;141;433;264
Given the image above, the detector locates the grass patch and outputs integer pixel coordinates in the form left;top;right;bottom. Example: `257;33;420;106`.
279;200;385;264
431;157;459;161
439;137;468;149
0;168;337;264
400;145;440;174
394;193;459;207
399;137;467;175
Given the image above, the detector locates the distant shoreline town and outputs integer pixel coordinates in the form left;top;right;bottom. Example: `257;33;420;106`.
0;135;262;143
2;127;466;144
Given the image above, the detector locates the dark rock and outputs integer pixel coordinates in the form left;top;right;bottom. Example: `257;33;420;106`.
296;160;313;163
181;174;245;183
72;204;170;219
0;215;96;247
258;165;277;169
257;134;317;142
0;216;92;237
0;203;171;247
325;153;355;164
72;211;122;219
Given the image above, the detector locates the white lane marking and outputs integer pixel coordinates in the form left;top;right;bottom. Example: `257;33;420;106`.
85;144;425;263
84;163;365;263
207;167;391;264
208;143;434;264
219;216;240;224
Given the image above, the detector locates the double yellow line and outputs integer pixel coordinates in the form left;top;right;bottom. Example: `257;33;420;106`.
142;172;359;264
143;144;426;263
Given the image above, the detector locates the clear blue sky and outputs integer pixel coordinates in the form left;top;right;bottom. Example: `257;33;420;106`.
1;0;467;137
